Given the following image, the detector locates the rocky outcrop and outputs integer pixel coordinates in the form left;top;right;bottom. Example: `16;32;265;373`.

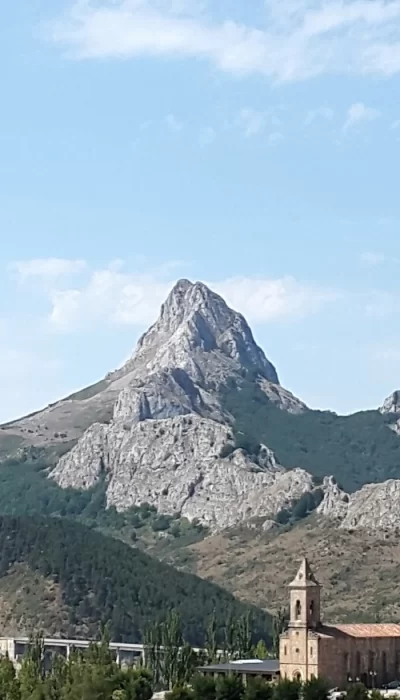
317;475;400;531
49;279;315;530
380;391;400;415
52;414;314;530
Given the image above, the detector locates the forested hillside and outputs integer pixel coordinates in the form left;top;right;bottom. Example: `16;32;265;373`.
221;378;400;492
0;515;271;644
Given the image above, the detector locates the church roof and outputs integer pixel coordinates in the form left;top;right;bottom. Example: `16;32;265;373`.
288;557;320;588
322;624;400;638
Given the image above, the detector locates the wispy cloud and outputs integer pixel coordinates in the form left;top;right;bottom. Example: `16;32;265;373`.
11;258;87;282
304;107;334;126
360;251;386;267
9;259;341;332
165;114;184;132
343;102;381;131
49;0;400;83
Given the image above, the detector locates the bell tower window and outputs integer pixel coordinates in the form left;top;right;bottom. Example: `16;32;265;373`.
295;600;302;620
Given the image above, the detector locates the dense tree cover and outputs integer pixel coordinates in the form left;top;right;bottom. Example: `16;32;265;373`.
0;452;205;544
0;635;154;700
0;514;271;645
221;378;400;493
166;676;329;700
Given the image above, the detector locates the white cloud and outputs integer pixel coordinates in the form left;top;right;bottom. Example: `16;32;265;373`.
49;0;400;83
343;102;381;131
360;251;385;266
213;276;339;323
304;107;334;126
38;264;340;331
12;258;86;282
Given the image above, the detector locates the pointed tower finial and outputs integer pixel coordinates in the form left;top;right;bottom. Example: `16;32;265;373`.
289;557;320;588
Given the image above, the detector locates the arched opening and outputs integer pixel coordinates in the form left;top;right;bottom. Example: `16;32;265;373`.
309;600;315;616
293;672;302;682
295;600;302;620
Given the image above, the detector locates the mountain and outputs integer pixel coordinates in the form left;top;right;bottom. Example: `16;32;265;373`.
0;280;303;460
0;514;271;644
2;278;400;537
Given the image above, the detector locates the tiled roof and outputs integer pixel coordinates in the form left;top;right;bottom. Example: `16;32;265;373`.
323;624;400;638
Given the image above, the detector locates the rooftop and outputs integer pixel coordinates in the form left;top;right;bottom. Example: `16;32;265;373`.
322;624;400;638
198;659;280;674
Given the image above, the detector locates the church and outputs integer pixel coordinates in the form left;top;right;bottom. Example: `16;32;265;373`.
280;558;400;689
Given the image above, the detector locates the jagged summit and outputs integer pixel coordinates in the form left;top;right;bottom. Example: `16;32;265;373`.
380;391;400;414
113;279;279;385
115;279;279;385
0;278;303;465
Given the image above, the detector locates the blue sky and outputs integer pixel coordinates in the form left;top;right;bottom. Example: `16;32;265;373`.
1;0;400;421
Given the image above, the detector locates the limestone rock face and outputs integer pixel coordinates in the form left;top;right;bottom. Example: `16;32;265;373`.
380;391;400;414
52;414;314;530
317;475;400;531
112;279;279;386
50;279;312;530
316;477;350;520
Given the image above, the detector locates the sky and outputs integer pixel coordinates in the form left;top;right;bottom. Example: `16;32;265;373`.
1;0;400;422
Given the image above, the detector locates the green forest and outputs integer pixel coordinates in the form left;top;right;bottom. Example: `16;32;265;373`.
0;515;271;645
221;377;400;493
0;450;206;549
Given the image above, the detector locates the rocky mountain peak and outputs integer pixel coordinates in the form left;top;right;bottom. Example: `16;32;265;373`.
116;279;279;385
380;391;400;415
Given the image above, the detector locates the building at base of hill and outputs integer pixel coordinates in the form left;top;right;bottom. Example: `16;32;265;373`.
280;558;400;689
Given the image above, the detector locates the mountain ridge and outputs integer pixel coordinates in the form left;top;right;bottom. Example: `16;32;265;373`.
2;279;400;534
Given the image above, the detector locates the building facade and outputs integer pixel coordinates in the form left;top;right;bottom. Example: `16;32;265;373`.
280;558;400;689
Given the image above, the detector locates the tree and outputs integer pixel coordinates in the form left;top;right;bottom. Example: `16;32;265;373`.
271;610;288;657
114;667;153;700
0;655;20;700
235;615;253;659
272;679;300;700
216;675;244;700
191;674;216;700
19;636;46;700
205;613;218;663
165;686;194;700
244;677;273;700
302;677;329;700
370;691;384;700
253;641;268;660
346;683;368;700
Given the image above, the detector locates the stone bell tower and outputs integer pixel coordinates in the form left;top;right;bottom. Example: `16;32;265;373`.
279;558;321;681
289;556;321;630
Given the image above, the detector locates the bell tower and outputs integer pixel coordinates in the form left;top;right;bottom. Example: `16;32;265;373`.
289;557;321;629
280;558;322;683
